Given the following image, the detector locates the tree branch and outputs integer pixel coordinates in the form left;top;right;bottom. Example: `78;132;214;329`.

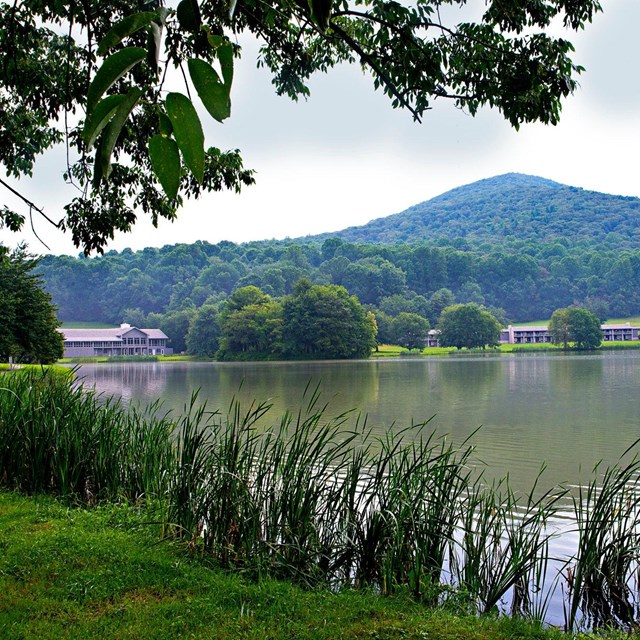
0;178;62;229
329;22;421;121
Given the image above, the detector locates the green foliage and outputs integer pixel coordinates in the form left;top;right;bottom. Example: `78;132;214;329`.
391;312;430;350
1;2;601;253
438;303;502;350
282;281;377;359
4;371;640;632
319;174;640;249
549;307;602;350
0;493;580;640
32;173;640;330
120;306;146;327
188;56;232;123
185;304;221;357
217;289;284;360
157;309;195;354
372;309;394;346
148;134;181;199
165;92;205;184
0;245;63;363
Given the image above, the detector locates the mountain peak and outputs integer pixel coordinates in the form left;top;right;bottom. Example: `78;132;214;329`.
308;174;640;247
464;173;563;189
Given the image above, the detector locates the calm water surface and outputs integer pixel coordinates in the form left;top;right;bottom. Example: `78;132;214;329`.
73;351;640;495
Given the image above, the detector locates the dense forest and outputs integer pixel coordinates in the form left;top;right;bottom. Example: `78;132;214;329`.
37;174;640;350
310;173;640;248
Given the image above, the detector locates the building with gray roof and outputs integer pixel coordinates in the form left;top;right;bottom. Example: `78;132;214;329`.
59;324;172;358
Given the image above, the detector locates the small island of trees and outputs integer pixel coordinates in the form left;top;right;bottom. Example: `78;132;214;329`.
187;281;377;361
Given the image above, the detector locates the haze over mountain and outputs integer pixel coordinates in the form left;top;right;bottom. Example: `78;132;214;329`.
310;173;640;248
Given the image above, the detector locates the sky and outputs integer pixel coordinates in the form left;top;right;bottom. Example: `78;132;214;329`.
3;0;640;256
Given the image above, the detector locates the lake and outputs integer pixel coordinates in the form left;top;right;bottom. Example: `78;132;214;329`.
72;350;640;497
67;351;640;626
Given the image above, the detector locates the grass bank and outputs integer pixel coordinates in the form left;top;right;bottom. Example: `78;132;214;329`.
0;363;72;375
372;342;640;358
58;354;202;364
0;492;625;640
2;371;640;633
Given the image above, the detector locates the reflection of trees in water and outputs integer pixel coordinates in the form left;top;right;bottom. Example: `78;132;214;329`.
73;355;640;499
192;361;381;428
548;355;604;394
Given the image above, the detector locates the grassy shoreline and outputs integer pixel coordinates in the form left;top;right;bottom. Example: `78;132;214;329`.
0;492;625;640
2;371;640;634
57;341;640;365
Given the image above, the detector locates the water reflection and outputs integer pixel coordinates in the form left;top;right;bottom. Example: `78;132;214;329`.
71;351;640;496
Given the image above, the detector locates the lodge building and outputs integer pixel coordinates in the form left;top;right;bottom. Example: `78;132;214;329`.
59;324;172;358
499;322;640;345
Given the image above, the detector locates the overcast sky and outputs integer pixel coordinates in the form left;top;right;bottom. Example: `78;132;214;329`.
3;0;640;256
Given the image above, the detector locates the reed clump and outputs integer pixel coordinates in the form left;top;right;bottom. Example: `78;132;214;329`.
2;369;640;632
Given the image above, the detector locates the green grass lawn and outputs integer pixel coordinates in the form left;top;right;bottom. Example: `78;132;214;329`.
0;492;626;640
603;316;640;326
0;363;72;375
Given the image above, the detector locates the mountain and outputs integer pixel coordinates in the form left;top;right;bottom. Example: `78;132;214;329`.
309;173;640;248
37;173;640;327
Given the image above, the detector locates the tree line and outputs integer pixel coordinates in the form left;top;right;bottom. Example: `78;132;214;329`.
38;236;640;332
169;285;510;359
184;281;377;361
0;244;604;363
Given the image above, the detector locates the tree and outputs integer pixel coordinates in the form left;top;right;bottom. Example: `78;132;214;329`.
217;287;283;359
437;303;501;350
121;306;147;327
391;313;431;351
185;304;221;357
0;245;64;363
0;1;600;253
549;306;601;349
282;280;377;359
379;293;430;319
583;296;609;324
428;288;455;325
371;310;394;348
149;308;196;353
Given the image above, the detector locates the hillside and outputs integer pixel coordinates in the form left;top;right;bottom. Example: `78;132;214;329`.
37;173;640;329
310;173;640;248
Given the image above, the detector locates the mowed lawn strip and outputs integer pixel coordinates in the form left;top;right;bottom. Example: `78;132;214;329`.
0;492;587;640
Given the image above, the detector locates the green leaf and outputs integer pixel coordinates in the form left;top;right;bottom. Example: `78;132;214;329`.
149;134;181;200
147;21;162;72
217;43;234;89
97;12;156;56
177;0;201;32
308;0;333;32
187;58;231;123
83;94;125;150
92;87;143;189
159;113;173;136
87;47;146;116
165;92;205;183
204;35;233;88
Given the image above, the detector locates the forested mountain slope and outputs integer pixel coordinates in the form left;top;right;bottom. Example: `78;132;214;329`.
36;175;640;338
310;174;640;248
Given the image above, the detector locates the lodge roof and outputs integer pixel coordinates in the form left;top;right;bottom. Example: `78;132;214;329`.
58;326;168;342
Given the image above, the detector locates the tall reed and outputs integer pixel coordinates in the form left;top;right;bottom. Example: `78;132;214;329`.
564;451;640;631
3;369;640;630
